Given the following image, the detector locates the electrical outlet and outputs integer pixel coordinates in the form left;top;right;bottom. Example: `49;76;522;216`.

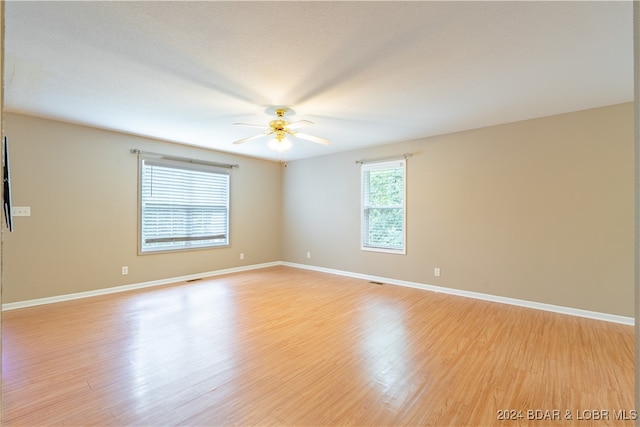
434;267;440;277
306;252;311;259
122;266;129;275
240;253;245;260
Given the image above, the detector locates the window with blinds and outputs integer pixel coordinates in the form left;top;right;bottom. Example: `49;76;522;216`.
139;157;230;253
361;159;406;254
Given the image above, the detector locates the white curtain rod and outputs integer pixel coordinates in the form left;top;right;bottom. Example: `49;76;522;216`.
355;153;413;165
130;149;239;169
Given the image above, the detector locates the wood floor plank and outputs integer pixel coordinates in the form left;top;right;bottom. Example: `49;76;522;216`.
2;266;634;426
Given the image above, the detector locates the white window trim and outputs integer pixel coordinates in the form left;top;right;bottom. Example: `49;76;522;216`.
361;158;407;255
138;156;231;254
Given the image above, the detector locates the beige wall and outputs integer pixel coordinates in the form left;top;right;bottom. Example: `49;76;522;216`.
3;113;282;303
3;103;634;317
283;103;634;317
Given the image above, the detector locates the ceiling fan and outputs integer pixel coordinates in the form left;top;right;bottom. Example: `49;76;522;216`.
232;107;330;152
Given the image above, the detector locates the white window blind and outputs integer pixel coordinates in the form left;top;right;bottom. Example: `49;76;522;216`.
361;159;406;254
139;157;230;253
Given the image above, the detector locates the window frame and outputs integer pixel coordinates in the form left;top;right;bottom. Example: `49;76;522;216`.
137;156;231;254
360;158;407;255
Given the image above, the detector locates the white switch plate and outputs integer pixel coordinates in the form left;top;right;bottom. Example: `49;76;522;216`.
12;206;31;217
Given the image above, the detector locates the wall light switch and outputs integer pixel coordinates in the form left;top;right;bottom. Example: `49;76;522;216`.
12;206;31;217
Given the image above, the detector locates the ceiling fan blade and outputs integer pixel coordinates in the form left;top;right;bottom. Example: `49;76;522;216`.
287;120;314;130
233;123;270;129
232;132;271;145
294;132;330;145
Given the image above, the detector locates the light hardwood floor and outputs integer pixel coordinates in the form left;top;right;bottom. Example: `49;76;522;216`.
2;266;634;426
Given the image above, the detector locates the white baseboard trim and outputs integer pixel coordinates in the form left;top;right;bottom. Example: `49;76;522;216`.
282;262;635;326
1;262;281;311
4;260;634;326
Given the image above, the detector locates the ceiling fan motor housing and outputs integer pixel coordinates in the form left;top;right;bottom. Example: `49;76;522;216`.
271;109;293;141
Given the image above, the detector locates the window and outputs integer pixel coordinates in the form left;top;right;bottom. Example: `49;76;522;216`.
139;157;230;253
361;159;406;254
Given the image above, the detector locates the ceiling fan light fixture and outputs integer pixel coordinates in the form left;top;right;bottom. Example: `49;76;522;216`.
233;106;329;152
268;137;292;152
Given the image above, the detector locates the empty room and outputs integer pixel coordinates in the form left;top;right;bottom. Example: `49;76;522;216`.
0;1;637;426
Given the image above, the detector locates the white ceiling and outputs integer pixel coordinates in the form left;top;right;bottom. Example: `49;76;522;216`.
4;1;634;161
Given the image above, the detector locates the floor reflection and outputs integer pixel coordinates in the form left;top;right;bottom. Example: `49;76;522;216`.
358;298;410;400
125;281;238;412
